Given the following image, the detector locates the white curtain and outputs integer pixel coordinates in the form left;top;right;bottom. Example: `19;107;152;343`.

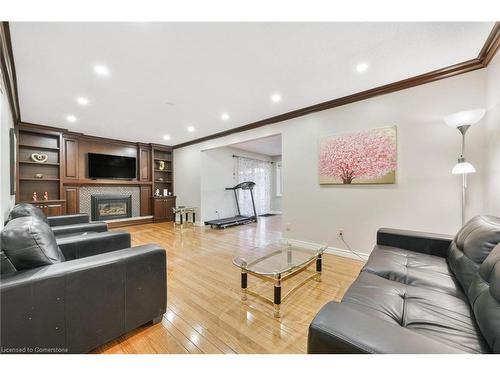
235;156;272;216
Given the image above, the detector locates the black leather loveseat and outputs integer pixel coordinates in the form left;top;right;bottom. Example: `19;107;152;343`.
6;203;108;238
308;215;500;354
1;212;167;353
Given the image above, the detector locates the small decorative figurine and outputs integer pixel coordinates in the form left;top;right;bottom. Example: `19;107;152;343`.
158;161;165;171
31;152;48;163
163;189;168;196
32;192;38;201
35;173;44;179
155;188;160;197
43;191;49;201
168;192;172;196
158;177;164;181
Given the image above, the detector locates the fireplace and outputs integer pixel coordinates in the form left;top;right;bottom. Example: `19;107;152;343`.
91;194;132;221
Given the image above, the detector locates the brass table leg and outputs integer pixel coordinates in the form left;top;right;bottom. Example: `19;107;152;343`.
315;254;322;282
241;271;248;301
274;275;281;318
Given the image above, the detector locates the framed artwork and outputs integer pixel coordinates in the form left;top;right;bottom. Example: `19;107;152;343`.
319;126;397;185
10;127;16;195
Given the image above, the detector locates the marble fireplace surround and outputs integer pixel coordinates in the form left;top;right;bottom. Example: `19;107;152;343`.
79;186;141;219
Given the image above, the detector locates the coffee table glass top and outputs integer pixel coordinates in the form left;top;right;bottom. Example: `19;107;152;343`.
233;240;327;276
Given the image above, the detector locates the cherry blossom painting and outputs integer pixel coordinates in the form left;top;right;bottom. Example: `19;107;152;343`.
319;126;397;185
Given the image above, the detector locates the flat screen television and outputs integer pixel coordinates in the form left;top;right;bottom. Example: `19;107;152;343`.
88;153;137;179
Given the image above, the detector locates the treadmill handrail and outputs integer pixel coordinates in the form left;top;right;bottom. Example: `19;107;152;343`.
225;181;256;190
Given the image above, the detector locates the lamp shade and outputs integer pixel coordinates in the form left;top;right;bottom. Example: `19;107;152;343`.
444;109;486;128
452;159;476;174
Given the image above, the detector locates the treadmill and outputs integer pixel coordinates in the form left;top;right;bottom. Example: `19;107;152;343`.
204;181;258;229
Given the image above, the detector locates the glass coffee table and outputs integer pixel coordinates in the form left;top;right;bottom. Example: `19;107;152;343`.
233;240;327;318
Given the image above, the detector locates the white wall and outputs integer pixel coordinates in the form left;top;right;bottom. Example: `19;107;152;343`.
483;53;500;216
175;68;488;254
0;84;16;227
200;146;272;223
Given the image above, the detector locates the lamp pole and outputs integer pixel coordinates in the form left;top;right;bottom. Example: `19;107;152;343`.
457;125;470;226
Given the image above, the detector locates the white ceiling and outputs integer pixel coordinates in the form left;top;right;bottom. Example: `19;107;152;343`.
10;22;494;145
231;134;282;156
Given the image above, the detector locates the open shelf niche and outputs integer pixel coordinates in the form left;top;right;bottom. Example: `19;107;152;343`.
152;145;174;197
17;129;62;203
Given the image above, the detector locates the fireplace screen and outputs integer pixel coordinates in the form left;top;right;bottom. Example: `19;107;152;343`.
91;194;132;221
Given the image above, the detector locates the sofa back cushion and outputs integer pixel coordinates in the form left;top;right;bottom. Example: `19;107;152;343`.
467;243;500;353
6;203;48;224
1;217;65;270
448;216;500;294
0;249;17;275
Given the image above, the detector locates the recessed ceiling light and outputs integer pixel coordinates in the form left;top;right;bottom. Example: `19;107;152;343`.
94;64;110;77
76;97;89;106
271;93;282;103
163;134;171;141
356;62;369;73
221;113;230;121
187;125;195;133
66;115;77;123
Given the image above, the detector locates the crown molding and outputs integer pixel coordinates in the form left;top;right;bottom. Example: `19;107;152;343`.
0;21;20;124
2;22;498;148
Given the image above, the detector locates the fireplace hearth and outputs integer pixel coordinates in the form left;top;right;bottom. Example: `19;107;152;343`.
91;194;132;221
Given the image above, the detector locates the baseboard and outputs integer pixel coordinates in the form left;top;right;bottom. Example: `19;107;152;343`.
106;216;154;228
324;246;369;261
286;238;369;261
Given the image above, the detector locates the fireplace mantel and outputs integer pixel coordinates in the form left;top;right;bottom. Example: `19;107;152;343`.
63;180;152;186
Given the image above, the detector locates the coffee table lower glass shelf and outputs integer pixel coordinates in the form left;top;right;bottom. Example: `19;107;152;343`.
233;240;327;318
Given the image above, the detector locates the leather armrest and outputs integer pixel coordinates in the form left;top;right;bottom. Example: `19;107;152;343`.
51;222;108;236
1;244;167;353
377;228;453;258
308;301;465;353
48;214;89;226
57;230;132;260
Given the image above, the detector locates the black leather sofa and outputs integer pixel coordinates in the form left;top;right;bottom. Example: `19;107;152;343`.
6;203;108;238
308;216;500;354
0;212;167;353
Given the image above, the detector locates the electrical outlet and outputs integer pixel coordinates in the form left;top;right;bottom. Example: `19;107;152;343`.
337;229;344;238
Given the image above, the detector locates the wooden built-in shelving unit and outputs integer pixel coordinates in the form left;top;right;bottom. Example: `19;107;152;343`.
17;128;63;214
151;144;175;222
152;145;174;197
15;123;175;223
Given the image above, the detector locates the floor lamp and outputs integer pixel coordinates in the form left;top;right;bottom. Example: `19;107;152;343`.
444;108;485;225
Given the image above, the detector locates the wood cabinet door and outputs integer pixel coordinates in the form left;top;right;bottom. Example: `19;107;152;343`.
139;147;151;181
63;137;79;179
140;185;152;216
64;187;80;214
164;198;176;221
46;203;64;217
153;199;165;219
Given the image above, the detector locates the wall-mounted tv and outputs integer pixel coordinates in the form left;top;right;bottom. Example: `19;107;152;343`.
88;153;137;179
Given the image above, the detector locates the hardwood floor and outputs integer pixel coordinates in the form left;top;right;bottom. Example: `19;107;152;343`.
93;216;364;354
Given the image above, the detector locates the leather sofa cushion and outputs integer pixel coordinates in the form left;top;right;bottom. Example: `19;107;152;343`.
51;222;108;237
0;250;17;275
448;216;500;294
362;245;464;298
1;217;65;270
6;203;49;224
467;244;500;353
342;272;489;353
